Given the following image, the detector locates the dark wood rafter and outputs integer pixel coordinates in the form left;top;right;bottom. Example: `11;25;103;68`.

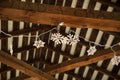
1;23;119;52
40;45;120;79
0;59;86;80
45;45;120;80
89;64;120;79
0;50;56;80
1;57;119;80
0;22;119;79
93;0;120;10
1;42;120;80
10;74;30;80
0;1;120;32
65;71;88;80
44;46;120;75
0;0;120;80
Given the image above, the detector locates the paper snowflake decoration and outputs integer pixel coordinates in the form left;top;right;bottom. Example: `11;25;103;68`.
111;55;120;66
67;34;80;45
51;33;64;45
61;36;69;44
33;40;45;48
10;44;13;55
87;46;97;55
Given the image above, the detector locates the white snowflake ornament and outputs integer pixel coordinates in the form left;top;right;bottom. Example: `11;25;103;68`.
67;34;80;45
33;40;45;48
61;36;69;44
111;55;120;66
87;46;97;55
51;33;64;45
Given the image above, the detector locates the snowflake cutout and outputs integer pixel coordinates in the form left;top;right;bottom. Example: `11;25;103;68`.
61;36;69;44
51;33;64;45
111;55;120;66
67;34;80;45
87;46;97;55
33;40;45;48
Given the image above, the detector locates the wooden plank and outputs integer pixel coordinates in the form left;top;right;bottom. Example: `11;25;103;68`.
24;77;40;80
19;61;86;80
45;44;120;79
65;71;88;80
10;74;30;80
0;50;56;80
2;54;119;80
89;64;120;79
44;46;120;75
93;0;120;10
11;44;120;79
1;39;120;80
0;1;120;32
1;58;86;80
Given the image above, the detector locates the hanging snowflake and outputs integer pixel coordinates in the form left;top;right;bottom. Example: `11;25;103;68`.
61;36;69;44
33;40;45;48
51;33;64;45
87;46;97;55
111;55;120;66
10;44;13;55
67;34;80;45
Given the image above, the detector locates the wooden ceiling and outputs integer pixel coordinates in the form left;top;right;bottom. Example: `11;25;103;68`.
0;0;120;80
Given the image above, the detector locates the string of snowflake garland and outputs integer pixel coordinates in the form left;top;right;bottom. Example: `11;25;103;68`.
111;55;120;66
87;46;97;56
50;33;80;45
0;22;120;66
69;28;120;66
33;39;45;48
50;33;64;45
67;34;80;45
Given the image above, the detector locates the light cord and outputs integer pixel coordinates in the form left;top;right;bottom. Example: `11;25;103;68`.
0;22;120;65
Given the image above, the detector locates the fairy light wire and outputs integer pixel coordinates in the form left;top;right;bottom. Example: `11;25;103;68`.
0;22;120;56
0;23;120;49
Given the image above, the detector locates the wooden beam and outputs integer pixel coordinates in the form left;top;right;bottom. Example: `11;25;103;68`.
0;1;120;32
93;0;120;10
24;77;40;80
0;50;56;80
5;59;85;80
45;45;120;79
89;64;120;79
46;44;120;79
1;42;120;79
43;46;120;75
2;55;119;80
65;71;88;80
10;74;30;80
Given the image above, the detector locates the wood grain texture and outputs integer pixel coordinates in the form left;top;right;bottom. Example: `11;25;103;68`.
0;50;56;80
0;1;120;32
44;46;120;75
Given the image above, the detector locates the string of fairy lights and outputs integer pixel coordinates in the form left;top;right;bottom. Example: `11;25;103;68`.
0;22;120;65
